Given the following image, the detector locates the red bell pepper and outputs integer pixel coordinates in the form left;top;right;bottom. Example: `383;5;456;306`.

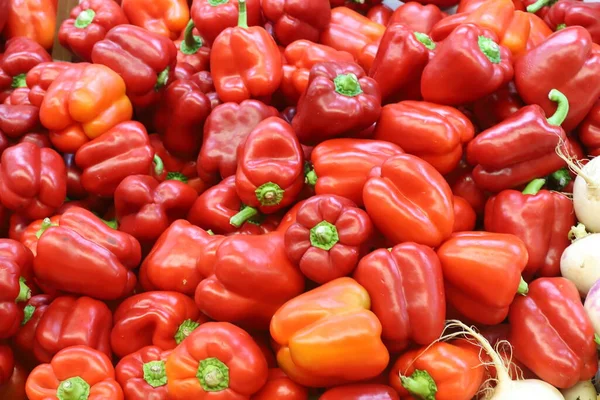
284;194;373;284
25;61;71;108
91;25;177;107
114;175;197;246
320;7;386;72
75;121;158;198
196;232;305;329
389;342;486;400
40;63;133;153
366;5;393;26
0;142;66;220
0;344;14;386
0;360;28;400
251;368;309;400
374;101;475;175
526;0;580;18
0;254;32;338
544;1;600;45
484;178;574;279
0;0;8;33
452;195;477;233
33;296;112;363
58;0;128;62
210;0;282;103
388;2;445;34
422;24;513;105
0;104;40;139
153;78;211;160
232;117;304;221
515;27;600;132
458;0;525;12
197;100;278;180
281;40;354;105
174;21;211;75
580;99;600;156
262;0;330;46
191;0;261;45
369;24;435;103
13;294;52;362
353;242;445;352
3;88;32;105
121;0;188;39
308;139;403;207
437;231;529;325
25;346;123;400
466;89;575;192
166;322;268;398
321;384;398;400
509;277;598;388
472;82;524;130
139;220;216;295
115;346;171;400
0;238;35;284
0;37;51;100
363;154;454;247
19;216;62;257
292;62;381;145
33;206;140;300
111;291;206;358
4;0;57;50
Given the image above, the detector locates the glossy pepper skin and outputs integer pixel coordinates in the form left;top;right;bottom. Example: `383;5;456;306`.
58;0;129;62
13;294;52;361
33;207;140;300
4;0;57;50
139;220;215;295
0;37;51;97
0;142;66;220
579;100;600;156
0;345;14;385
374;101;475;175
422;24;513;106
153;78;212;160
0;0;8;33
0;256;32;338
515;27;600;133
262;0;331;46
321;384;398;400
369;25;435;103
166;322;268;398
389;2;444;34
363;154;454;247
509;277;598;388
544;1;600;45
270;277;389;387
174;21;211;75
234;117;304;218
115;175;197;246
115;346;172;400
196;232;305;328
39;63;133;153
251;368;309;400
389;342;485;400
484;178;574;279
284;194;373;284
366;5;392;26
33;296;112;363
25;346;123;400
281;40;354;105
210;0;282;103
191;0;262;45
91;25;177;107
353;243;445;352
437;231;529;325
0;104;40;139
466;90;573;192
309;139;403;207
75;121;156;197
25;62;71;108
452;196;477;233
472;82;524;130
197;100;278;179
292;62;381;145
320;7;386;72
111;291;205;358
121;0;189;39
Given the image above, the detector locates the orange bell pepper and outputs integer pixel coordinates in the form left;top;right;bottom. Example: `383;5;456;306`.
39;63;133;154
121;0;189;39
270;277;389;388
3;0;57;50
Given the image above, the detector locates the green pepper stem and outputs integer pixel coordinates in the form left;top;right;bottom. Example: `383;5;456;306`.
401;370;438;400
35;218;58;239
310;221;339;251
208;0;229;5
478;36;501;64
57;377;90;400
237;0;248;29
143;361;168;388
414;32;436;51
180;20;203;55
334;73;363;97
74;9;96;29
153;155;164;176
526;0;552;13
22;304;35;325
547;168;571;191
166;172;188;183
11;73;26;89
522;178;546;195
556;23;567;31
101;219;118;229
229;206;258;227
255;182;284;206
154;68;170;91
197;358;230;392
207;229;215;235
595;334;600;346
546;89;569;126
16;277;31;303
305;168;317;186
517;276;529;295
174;319;200;344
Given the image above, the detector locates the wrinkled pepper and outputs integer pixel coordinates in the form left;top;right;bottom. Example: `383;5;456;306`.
262;0;331;46
0;37;51;99
4;0;57;50
388;2;445;34
121;0;189;39
437;231;529;325
270;277;389;387
115;346;172;400
285;194;374;284
509;277;598;388
353;243;445;352
251;368;309;400
191;0;262;45
111;291;205;358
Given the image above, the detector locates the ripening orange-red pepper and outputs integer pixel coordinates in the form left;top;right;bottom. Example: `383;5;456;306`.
3;0;57;50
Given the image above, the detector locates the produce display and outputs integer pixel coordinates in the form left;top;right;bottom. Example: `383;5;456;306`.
1;0;600;398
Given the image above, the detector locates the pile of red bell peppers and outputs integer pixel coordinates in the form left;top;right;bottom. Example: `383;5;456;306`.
1;0;600;398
